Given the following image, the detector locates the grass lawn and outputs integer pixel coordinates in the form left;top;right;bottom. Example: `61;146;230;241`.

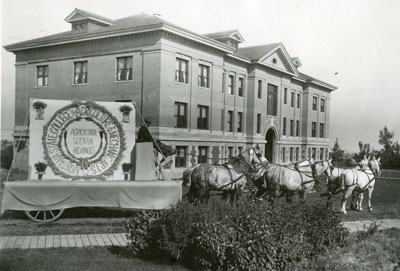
0;246;188;271
297;228;400;270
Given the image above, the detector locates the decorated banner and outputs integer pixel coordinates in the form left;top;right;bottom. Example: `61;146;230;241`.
29;99;135;180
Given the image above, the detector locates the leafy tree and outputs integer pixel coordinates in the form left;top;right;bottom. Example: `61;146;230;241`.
330;138;344;165
379;126;394;152
353;141;378;161
378;126;400;169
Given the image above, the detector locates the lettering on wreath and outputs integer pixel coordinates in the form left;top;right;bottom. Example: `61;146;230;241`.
42;101;126;179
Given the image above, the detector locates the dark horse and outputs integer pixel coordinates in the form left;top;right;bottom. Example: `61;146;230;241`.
187;148;263;202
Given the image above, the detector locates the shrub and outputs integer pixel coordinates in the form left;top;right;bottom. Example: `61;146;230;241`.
1;140;14;169
119;105;133;114
122;163;131;172
32;101;47;110
126;198;349;270
34;161;47;172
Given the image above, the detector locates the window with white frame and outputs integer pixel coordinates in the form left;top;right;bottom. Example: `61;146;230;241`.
237;112;243;132
74;61;88;84
312;122;317;137
321;98;325;112
290;120;294;136
291;91;295;107
297;93;301;108
257;114;261;134
319;123;325;138
175;146;187;168
228;146;234;158
258;80;262;99
175;58;188;84
283;117;287;136
198;64;209;88
267;84;278;116
282;147;286;162
290;147;294;161
228;75;234;95
73;23;87;33
198;146;208;163
284;88;287;104
238;78;244;97
117;57;132;81
312;96;318;111
197;105;209;130
228;110;233;132
221;109;224;131
175;102;187;128
37;65;49;87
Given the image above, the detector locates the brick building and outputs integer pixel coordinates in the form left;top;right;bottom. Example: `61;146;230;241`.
5;8;336;175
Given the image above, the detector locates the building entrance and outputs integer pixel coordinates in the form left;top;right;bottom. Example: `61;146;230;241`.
265;129;275;163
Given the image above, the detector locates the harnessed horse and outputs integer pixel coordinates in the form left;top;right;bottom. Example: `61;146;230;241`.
327;156;381;214
187;148;264;203
254;159;332;203
324;157;369;210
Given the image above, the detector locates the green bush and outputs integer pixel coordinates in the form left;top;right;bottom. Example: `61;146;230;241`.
126;198;349;270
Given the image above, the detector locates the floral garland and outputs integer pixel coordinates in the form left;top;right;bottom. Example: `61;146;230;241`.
42;101;127;180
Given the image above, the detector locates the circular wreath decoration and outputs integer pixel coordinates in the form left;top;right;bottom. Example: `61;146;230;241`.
42;101;126;180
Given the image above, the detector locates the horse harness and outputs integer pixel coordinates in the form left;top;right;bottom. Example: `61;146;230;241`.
294;161;321;191
346;168;377;192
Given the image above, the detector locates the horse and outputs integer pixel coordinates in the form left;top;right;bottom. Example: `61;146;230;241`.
253;159;332;203
187;148;264;203
327;156;381;215
324;156;369;210
182;164;200;187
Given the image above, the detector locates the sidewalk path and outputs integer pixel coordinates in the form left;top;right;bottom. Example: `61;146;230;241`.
342;219;400;233
0;233;128;250
1;219;400;250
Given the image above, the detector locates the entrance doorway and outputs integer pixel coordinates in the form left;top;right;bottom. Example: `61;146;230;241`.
265;129;275;162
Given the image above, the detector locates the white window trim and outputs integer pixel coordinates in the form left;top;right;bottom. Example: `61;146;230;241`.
114;55;134;83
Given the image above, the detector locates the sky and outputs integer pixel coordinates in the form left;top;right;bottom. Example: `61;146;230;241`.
1;0;400;152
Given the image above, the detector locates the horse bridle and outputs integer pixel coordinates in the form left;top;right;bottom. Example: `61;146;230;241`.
312;159;332;178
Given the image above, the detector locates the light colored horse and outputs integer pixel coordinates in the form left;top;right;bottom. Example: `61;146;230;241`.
325;157;369;210
188;148;264;202
334;157;381;214
254;159;332;203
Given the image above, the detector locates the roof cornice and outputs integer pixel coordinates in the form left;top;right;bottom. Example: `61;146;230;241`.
306;80;337;91
226;53;251;63
4;23;234;54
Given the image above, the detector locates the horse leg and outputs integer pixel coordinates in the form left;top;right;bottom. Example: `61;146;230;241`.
367;186;374;212
299;189;306;202
350;191;358;210
341;188;353;215
286;191;294;204
357;192;364;211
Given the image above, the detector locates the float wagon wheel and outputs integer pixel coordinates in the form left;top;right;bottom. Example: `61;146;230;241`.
24;209;65;223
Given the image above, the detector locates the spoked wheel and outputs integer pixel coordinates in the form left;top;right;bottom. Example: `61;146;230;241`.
24;209;65;223
140;210;162;220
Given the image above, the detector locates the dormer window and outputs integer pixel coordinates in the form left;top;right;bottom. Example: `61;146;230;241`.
65;8;115;34
73;23;87;33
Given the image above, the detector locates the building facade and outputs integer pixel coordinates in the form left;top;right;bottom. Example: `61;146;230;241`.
5;9;336;175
